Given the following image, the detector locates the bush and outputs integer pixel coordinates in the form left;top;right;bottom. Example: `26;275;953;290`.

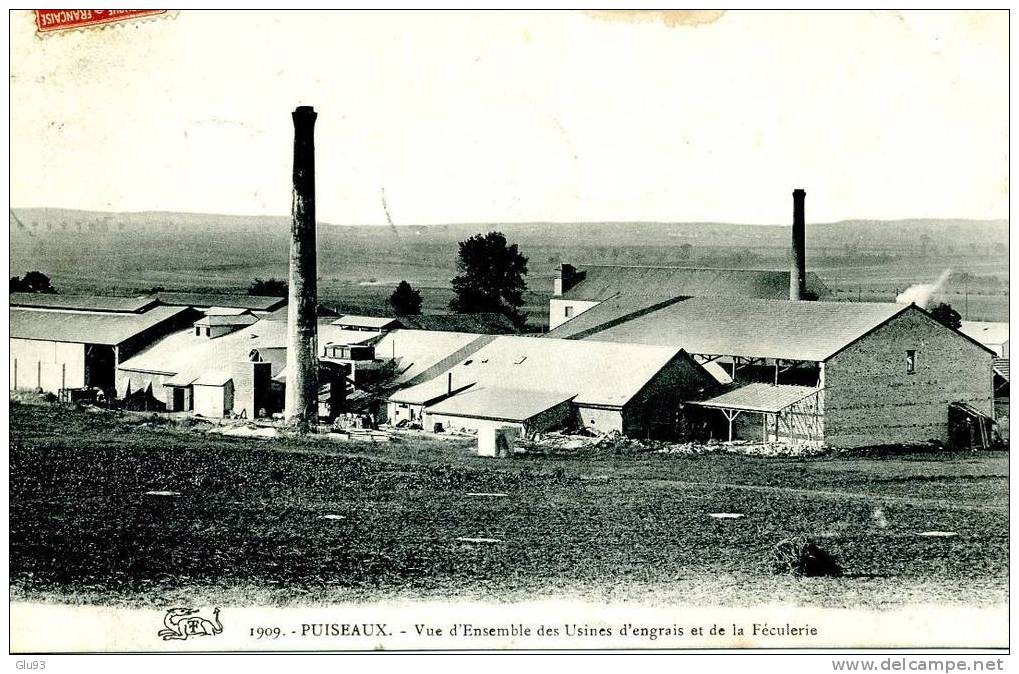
771;537;843;577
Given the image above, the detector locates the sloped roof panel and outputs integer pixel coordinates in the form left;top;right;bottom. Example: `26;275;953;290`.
389;335;690;409
425;387;574;422
10;306;192;346
693;383;819;413
585;297;909;362
10;293;158;313
155;291;286;311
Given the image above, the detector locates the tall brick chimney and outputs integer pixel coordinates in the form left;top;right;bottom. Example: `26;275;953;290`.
790;188;806;301
284;105;319;428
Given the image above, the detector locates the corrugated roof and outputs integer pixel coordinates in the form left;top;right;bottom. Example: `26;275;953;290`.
426;387;575;422
959;321;1009;347
10;306;192;346
332;315;402;329
561;265;831;302
994;358;1009;382
10;293;158;313
155;291;286;311
693;383;819;413
389;335;691;409
580;297;910;362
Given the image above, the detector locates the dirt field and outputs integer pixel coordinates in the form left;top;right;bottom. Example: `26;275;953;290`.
9;403;1008;609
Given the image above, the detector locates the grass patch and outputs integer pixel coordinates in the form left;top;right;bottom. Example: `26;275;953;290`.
9;402;1008;608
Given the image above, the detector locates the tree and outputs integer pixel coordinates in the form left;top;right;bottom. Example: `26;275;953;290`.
248;277;288;297
389;280;422;315
450;231;528;327
930;302;962;330
10;271;55;293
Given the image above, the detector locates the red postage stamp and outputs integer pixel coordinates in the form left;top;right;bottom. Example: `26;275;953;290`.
34;9;167;34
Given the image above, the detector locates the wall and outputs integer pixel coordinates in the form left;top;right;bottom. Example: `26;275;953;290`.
424;414;526;437
548;299;600;330
824;308;994;448
232;361;272;418
10;338;85;393
387;401;425;424
117;369;175;405
194;381;234;418
622;352;720;438
576;405;624;434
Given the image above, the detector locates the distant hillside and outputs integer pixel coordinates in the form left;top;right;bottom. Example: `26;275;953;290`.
10;207;1008;251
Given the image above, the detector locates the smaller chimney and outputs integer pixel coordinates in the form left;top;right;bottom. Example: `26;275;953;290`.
554;263;584;296
447;371;452;395
790;189;807;301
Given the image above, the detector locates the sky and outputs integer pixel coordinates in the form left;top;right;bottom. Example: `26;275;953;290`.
9;10;1009;225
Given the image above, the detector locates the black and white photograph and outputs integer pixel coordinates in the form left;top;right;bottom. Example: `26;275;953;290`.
6;8;1010;663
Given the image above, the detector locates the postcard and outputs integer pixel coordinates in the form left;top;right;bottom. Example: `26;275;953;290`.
7;9;1009;659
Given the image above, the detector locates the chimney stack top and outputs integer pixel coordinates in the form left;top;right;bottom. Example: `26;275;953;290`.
293;106;317;123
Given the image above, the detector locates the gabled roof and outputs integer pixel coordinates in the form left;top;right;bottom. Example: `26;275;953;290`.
582;297;912;362
425;387;575;422
994;358;1009;383
194;313;258;328
389;335;696;409
332;315;402;330
155;291;286;312
10;292;158;314
205;307;252;316
560;265;831;302
693;383;819;413
10;306;193;346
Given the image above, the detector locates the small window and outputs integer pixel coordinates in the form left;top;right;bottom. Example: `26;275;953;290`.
205;327;211;337
194;326;201;336
906;349;916;374
564;305;574;318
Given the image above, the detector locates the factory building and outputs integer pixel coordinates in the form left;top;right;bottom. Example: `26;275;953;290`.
116;317;493;419
556;296;995;448
10;298;197;395
387;336;718;438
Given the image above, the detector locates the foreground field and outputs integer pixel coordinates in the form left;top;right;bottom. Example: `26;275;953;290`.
9;403;1008;608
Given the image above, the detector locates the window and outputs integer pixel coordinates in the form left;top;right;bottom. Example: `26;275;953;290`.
564;305;574;318
194;326;201;336
205;327;211;337
906;349;916;374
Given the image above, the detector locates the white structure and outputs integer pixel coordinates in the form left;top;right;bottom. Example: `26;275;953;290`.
959;321;1009;358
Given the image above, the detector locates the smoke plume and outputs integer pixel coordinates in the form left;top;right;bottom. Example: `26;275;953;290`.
895;269;952;309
